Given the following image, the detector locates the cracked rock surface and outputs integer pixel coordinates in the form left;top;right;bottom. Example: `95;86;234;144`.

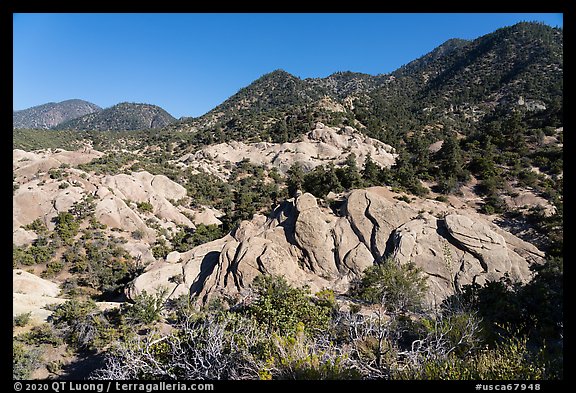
132;188;545;305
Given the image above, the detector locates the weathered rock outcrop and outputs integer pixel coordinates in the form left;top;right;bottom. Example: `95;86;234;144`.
130;188;545;306
102;172;193;228
12;147;202;249
181;123;397;179
13;270;120;325
13;148;103;180
13;269;60;298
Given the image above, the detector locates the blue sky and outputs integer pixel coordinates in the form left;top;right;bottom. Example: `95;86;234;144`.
13;13;563;119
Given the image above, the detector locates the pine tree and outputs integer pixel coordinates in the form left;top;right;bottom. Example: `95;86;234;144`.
339;153;363;190
362;153;380;186
287;163;305;197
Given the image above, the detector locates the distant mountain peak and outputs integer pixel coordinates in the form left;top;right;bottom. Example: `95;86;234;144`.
13;99;101;129
54;102;176;131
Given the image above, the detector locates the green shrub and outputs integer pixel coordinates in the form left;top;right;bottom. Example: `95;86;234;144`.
18;323;63;347
13;246;36;267
13;341;42;380
151;238;171;259
24;239;56;265
22;218;48;235
122;289;167;326
420;309;483;357
46;360;63;374
394;195;412;203
136;201;154;213
13;312;32;327
246;275;332;337
170;224;223;252
42;260;65;277
48;168;63;179
70;195;97;220
53;212;80;242
77;238;142;297
51;299;99;324
349;258;428;312
131;229;145;240
395;335;549;380
51;299;116;350
261;326;362;380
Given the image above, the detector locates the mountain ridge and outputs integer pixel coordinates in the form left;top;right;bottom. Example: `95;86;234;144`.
17;22;560;139
168;22;561;148
54;102;177;131
13;99;102;129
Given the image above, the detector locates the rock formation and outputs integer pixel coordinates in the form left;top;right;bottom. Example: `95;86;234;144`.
131;188;545;306
13;270;119;325
180;123;396;179
12;144;549;318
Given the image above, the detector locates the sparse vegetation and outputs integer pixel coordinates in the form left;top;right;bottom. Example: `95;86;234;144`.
13;341;43;380
136;201;154;214
13;312;32;327
245;275;333;336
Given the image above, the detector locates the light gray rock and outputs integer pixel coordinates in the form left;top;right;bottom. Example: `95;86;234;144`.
345;189;413;260
13;293;66;324
127;262;185;300
187;190;545;305
333;217;372;275
102;171;194;227
13;228;38;247
95;194;150;233
294;200;338;276
13;269;60;297
295;192;317;212
444;214;542;283
391;214;477;303
14;148;547;310
445;214;510;274
188;123;396;176
13;270;64;324
191;207;224;226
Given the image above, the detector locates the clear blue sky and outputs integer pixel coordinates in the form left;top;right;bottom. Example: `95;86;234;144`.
13;13;563;119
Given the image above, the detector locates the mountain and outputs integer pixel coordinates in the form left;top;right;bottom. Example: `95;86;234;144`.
357;21;563;141
170;22;561;148
55;102;176;131
394;38;470;74
168;69;387;143
13;99;101;129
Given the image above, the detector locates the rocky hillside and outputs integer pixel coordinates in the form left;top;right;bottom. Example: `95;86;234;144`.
11;138;562;379
168;69;388;143
361;21;563;136
183;122;396;178
13;142;548;314
13;99;101;129
55;102;176;131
